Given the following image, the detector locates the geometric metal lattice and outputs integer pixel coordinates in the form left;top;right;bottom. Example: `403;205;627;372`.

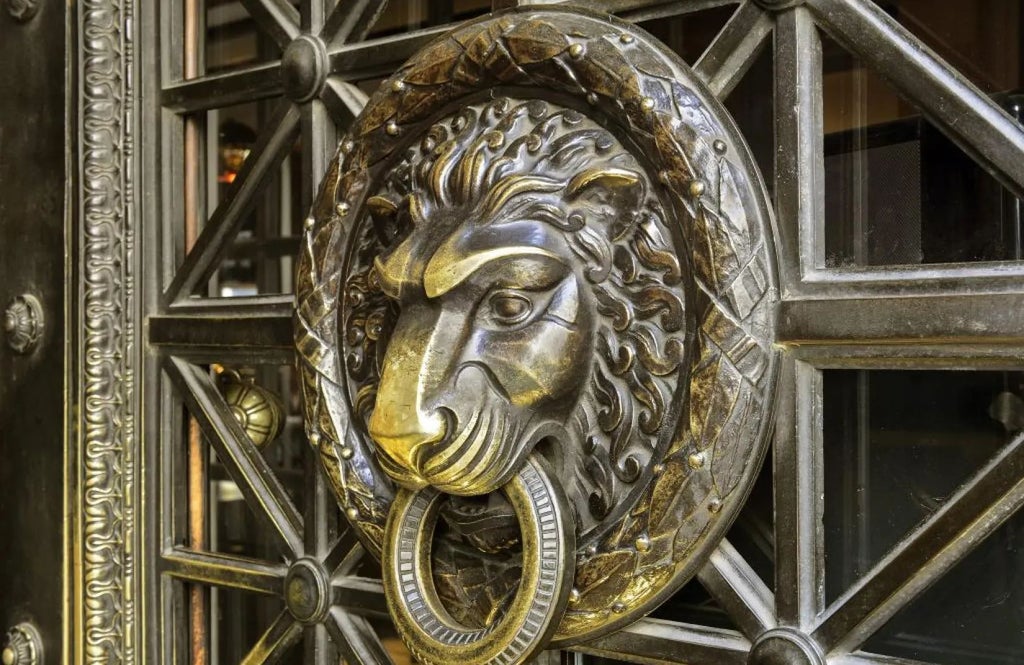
146;0;1024;663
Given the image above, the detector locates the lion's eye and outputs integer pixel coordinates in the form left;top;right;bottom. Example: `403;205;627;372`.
489;292;532;324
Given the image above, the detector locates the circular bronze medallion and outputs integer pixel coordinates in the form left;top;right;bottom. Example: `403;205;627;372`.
295;6;778;660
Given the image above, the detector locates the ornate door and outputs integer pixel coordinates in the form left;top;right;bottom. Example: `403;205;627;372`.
55;0;1024;664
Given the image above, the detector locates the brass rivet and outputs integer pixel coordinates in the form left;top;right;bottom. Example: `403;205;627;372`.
688;452;705;470
336;202;349;216
385;121;400;136
713;139;728;154
641;97;655;112
586;92;598;105
635;535;651;553
2;648;14;665
708;498;723;514
309;432;321;446
345;507;360;521
689;179;706;197
658;171;672;186
620;34;634;44
569;588;581;604
568;43;584;59
341;139;354;153
391;79;406;92
340;446;354;460
612;601;627;613
586;544;598;557
304;217;315;230
652;463;665;476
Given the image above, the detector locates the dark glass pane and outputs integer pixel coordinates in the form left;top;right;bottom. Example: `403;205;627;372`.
822;33;1024;266
883;0;1023;96
636;4;738;66
824;370;1021;603
204;0;282;76
865;506;1024;664
724;45;774;190
212;587;298;664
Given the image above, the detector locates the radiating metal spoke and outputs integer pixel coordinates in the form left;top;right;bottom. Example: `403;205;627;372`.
239;0;301;50
164;101;301;305
162;62;284;114
325;607;396;665
332;577;388;618
326;24;452;81
693;1;773;101
575;618;750;665
772;358;825;629
321;0;390;49
240;610;304;665
166;357;305;557
325;527;364;579
812;431;1024;656
319;77;369;128
697;539;777;640
162;547;287;596
807;0;1024;200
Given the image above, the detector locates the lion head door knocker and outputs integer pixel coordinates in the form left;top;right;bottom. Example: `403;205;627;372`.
296;7;778;664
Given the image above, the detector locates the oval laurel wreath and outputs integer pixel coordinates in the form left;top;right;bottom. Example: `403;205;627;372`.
295;7;779;643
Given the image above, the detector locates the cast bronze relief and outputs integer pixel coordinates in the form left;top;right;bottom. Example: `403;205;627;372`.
295;7;778;663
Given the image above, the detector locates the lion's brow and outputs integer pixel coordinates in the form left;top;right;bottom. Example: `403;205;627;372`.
423;246;558;298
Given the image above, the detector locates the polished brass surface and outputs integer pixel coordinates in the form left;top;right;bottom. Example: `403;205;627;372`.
3;294;43;355
217;369;286;449
295;7;777;661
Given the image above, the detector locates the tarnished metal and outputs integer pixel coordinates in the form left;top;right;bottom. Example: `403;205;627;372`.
3;295;43;355
296;7;778;662
1;623;42;665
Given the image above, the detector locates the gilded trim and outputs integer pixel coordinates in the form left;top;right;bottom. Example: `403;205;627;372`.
78;0;136;662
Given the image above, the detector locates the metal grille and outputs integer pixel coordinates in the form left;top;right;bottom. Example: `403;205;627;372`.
134;0;1024;663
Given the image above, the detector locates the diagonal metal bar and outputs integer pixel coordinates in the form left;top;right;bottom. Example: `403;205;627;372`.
162;547;287;596
772;358;825;629
165;356;305;557
325;607;396;665
164;101;300;305
321;0;390;49
326;24;452;81
812;432;1024;656
240;610;304;665
319;77;369;128
325;527;364;579
773;6;825;295
238;0;301;50
697;539;777;640
332;577;389;618
693;1;773;101
807;0;1024;200
575;618;750;665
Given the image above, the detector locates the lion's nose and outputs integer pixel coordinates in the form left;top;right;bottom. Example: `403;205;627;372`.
368;403;447;480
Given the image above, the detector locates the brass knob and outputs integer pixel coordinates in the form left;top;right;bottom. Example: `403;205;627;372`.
218;370;285;449
4;294;43;355
2;623;42;665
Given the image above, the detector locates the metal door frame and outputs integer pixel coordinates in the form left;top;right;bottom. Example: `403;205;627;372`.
69;0;1024;663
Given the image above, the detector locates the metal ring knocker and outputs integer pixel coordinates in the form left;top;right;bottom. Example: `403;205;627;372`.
382;454;575;665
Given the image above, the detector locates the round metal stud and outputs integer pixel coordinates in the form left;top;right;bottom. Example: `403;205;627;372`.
284;559;332;625
1;623;42;665
219;371;285;449
568;43;584;59
689;179;706;197
748;628;824;665
4;294;43;355
385;121;400;136
5;0;38;23
281;35;328;103
688;452;705;469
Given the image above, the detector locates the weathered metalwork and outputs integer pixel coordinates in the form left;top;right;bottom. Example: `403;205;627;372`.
3;0;37;22
3;294;43;355
1;623;42;665
296;7;778;662
217;369;286;449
